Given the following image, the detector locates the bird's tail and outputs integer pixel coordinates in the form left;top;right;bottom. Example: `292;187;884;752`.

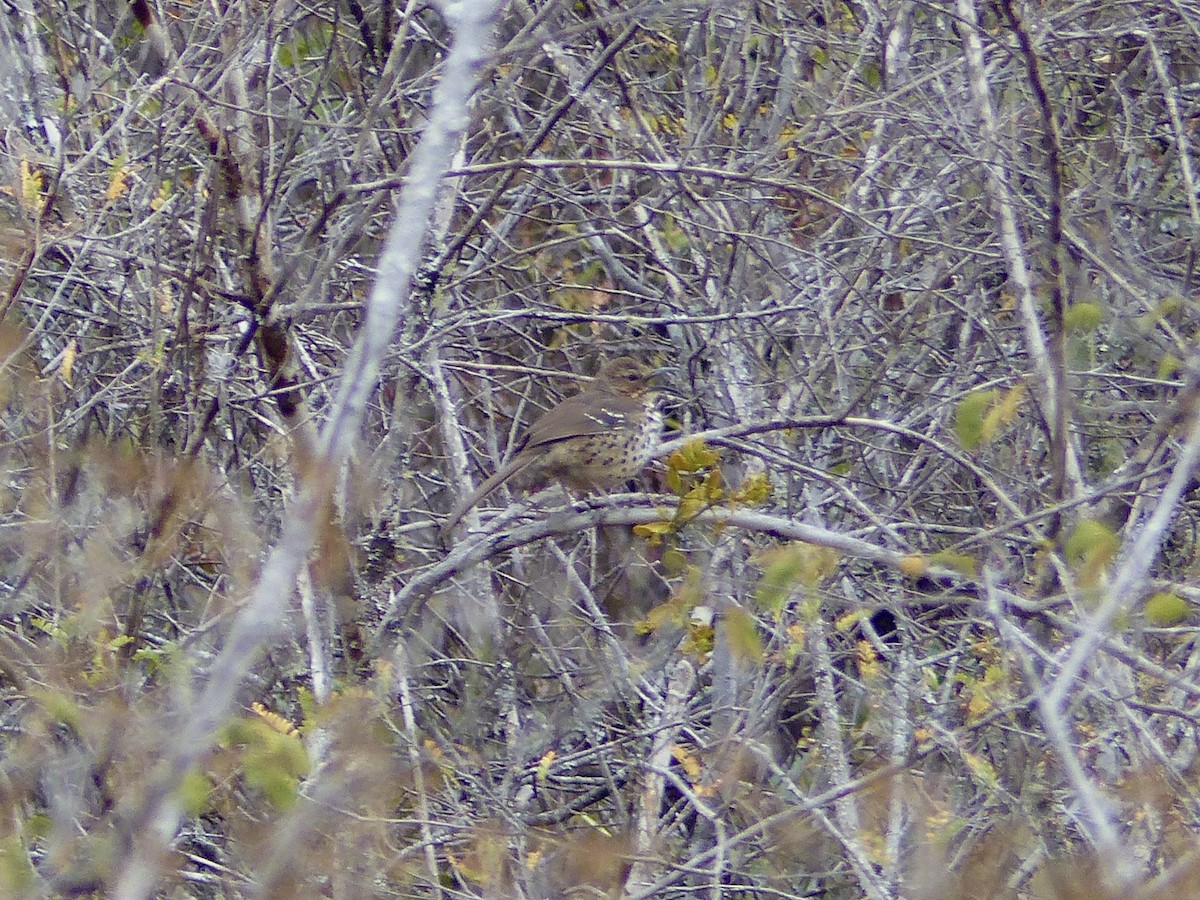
440;457;526;537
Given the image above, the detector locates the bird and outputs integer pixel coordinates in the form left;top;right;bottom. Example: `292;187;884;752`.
441;356;663;536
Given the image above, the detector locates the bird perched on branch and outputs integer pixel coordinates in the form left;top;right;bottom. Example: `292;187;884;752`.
441;356;664;536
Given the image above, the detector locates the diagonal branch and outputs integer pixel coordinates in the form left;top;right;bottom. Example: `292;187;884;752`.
111;4;505;897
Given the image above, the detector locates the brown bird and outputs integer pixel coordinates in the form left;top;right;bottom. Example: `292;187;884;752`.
442;356;663;536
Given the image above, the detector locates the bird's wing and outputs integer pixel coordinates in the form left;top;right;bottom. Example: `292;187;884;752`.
521;391;642;449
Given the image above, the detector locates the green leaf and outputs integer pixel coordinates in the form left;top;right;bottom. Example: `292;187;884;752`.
243;757;302;810
1145;592;1189;625
661;549;688;576
174;770;213;817
753;543;838;612
929;550;978;577
1158;354;1182;380
1063;302;1103;333
1064;520;1118;566
1064;519;1119;586
0;837;35;894
32;689;81;729
954;389;999;449
724;607;763;664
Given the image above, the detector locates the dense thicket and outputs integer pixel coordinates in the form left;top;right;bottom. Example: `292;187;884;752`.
1;1;1199;896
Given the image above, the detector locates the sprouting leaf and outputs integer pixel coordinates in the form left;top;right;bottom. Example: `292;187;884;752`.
732;471;771;505
703;469;724;501
636;567;702;634
676;484;708;521
221;716;309;811
668;439;720;472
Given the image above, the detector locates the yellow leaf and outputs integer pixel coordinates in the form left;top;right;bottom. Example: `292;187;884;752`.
251;701;300;737
676;484;708;521
666;466;683;494
962;751;998;790
683;620;715;658
668;439;721;473
106;165;134;201
19;159;44;213
703;468;724;501
857;639;881;680
661;548;687;575
834;610;868;632
58;339;76;386
732;471;772;505
150;179;172;211
897;555;927;578
671;745;702;781
636;568;702;633
967;690;991;719
633;520;672;546
536;750;556;784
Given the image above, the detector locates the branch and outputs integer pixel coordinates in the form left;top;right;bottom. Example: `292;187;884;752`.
955;0;1084;501
112;4;505;897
